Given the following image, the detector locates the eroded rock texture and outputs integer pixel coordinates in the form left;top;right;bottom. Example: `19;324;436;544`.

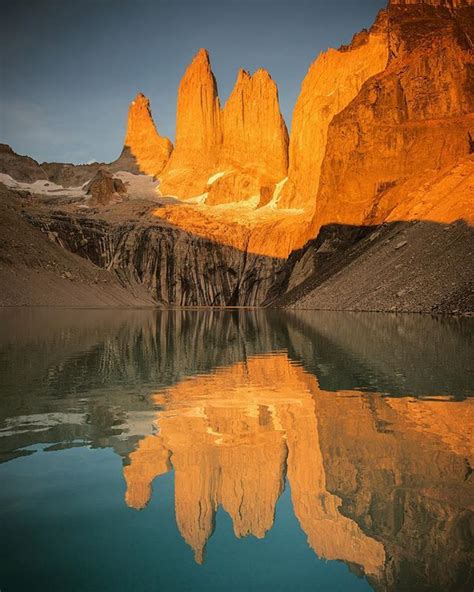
206;68;289;206
85;169;127;206
278;10;389;210
27;211;284;306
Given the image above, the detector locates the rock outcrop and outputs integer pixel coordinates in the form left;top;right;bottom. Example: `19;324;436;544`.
312;0;474;232
27;208;284;306
0;143;48;183
85;169;127;206
206;68;289;206
390;0;470;7
117;92;173;177
277;10;389;210
159;49;289;210
159;49;222;198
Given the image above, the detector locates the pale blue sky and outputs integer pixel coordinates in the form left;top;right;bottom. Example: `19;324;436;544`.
1;0;386;164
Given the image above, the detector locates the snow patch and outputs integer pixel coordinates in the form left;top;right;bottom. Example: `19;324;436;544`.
207;171;227;185
0;173;86;198
265;177;288;210
186;192;208;205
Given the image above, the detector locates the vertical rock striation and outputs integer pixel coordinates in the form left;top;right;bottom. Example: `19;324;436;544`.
312;0;474;232
277;10;389;211
158;49;289;207
159;49;222;198
206;68;289;206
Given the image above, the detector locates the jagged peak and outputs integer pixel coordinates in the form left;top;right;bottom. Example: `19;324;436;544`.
122;89;173;176
236;68;251;84
253;68;273;82
128;92;154;121
192;47;211;66
232;67;274;89
133;92;148;102
337;9;388;53
182;48;218;94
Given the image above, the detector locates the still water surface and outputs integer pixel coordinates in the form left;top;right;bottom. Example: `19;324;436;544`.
0;309;473;592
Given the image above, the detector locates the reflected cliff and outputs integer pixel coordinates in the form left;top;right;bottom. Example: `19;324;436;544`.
124;354;387;575
0;309;473;592
121;352;473;591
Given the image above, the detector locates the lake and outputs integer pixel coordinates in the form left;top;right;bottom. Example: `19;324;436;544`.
0;309;472;592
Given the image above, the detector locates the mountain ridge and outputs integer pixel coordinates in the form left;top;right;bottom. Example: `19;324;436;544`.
0;0;472;312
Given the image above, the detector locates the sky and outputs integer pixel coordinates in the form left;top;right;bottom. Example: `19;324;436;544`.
1;0;386;164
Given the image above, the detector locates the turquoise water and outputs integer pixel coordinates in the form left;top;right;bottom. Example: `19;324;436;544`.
0;309;472;592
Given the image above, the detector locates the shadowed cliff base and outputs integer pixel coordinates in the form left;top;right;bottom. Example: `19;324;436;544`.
269;219;474;314
0;184;284;307
0;185;154;307
3;176;472;312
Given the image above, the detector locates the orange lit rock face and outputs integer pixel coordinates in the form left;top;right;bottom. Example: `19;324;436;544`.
123;2;472;263
277;11;389;211
312;2;474;232
159;49;222;198
390;0;470;7
151;49;302;253
159;52;289;206
123;93;173;177
206;69;289;206
222;69;288;178
150;13;390;256
367;156;474;227
153;201;312;258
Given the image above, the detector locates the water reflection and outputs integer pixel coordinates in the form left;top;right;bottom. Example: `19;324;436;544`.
121;352;473;590
0;309;473;592
124;354;386;574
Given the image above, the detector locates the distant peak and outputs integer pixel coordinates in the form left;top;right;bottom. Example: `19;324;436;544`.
0;143;15;154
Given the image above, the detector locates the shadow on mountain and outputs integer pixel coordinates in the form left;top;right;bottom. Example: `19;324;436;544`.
268;219;474;314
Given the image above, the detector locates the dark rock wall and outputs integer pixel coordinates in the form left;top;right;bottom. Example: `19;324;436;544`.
27;213;284;306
